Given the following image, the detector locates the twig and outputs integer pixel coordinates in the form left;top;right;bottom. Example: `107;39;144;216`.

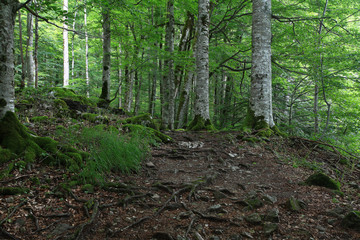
25;207;40;232
0;200;27;226
185;217;197;238
75;200;99;240
0;227;20;240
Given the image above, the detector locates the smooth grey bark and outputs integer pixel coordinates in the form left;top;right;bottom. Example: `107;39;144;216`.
124;67;134;112
249;0;274;128
100;7;111;101
26;8;35;88
134;71;142;115
193;0;211;122
162;0;175;129
34;15;38;88
63;0;69;86
117;42;122;108
0;1;19;119
18;10;26;89
71;9;77;81
84;2;89;97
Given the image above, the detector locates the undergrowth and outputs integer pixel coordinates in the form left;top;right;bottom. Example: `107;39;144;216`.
56;125;152;185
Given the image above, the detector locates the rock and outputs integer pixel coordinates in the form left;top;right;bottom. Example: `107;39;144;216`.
245;195;263;209
285;196;307;212
342;211;360;231
152;194;160;200
262;194;277;204
208;204;227;214
263;222;278;235
51;223;72;236
152;232;174;240
305;172;340;190
146;161;156;168
264;208;280;223
325;207;349;218
245;213;262;224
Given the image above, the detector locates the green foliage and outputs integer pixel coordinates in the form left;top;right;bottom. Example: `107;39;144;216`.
77;127;151;184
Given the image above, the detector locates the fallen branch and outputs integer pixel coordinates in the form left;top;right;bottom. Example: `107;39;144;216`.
0;199;27;226
75;200;100;240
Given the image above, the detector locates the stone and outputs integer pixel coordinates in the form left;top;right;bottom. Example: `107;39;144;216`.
208;204;227;214
285;196;306;212
146;161;156;168
263;222;278;235
228;235;243;240
245;213;262;225
342;211;360;231
264;208;280;223
262;194;277;204
305;172;340;190
213;190;228;200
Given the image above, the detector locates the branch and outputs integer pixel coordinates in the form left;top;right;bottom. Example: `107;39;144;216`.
16;0;32;12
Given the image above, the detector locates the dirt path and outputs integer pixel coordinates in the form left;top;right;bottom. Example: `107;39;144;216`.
1;131;359;239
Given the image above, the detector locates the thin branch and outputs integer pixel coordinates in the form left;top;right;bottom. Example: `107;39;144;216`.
16;0;32;12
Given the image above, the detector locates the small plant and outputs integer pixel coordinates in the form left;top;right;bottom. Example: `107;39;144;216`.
78;127;151;184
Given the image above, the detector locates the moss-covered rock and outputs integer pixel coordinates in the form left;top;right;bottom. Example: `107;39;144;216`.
123;124;172;143
0;187;28;195
30;116;49;122
82;113;99;123
120;113;160;130
305;172;341;190
188;115;216;131
285;196;307;212
0;146;14;164
82;184;95;193
342;211;360;231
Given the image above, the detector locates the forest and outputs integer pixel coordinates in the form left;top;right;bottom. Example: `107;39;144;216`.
0;0;360;239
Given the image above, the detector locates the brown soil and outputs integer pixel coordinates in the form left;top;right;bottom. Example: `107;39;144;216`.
1;129;359;240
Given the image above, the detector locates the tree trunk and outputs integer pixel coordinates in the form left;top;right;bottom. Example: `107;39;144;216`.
117;42;122;108
84;1;89;97
26;7;35;88
162;0;175;129
63;0;69;86
248;0;274;129
71;9;77;81
188;0;212;130
0;1;19;119
100;6;111;103
18;10;26;89
34;15;39;88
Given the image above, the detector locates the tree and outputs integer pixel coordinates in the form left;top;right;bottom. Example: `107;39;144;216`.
63;0;69;86
26;1;35;88
99;3;111;106
188;0;213;130
246;0;275;131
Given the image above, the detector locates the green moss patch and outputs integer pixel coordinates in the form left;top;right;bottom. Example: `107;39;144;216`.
120;113;160;130
30;116;49;122
123;124;172;143
305;172;341;190
0;187;28;195
188;115;216;131
0;146;14;164
342;211;360;231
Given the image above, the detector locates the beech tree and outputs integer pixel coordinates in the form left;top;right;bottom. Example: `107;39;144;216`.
63;0;69;86
0;0;20;119
247;0;275;130
188;0;213;130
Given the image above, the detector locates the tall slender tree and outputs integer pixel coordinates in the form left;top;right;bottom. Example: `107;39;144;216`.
63;0;69;86
26;3;35;88
188;0;213;130
247;0;274;129
99;4;111;105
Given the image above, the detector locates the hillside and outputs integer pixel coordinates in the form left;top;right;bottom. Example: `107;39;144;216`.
0;89;359;240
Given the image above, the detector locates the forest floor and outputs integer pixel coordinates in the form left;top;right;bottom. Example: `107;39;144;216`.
1;93;360;239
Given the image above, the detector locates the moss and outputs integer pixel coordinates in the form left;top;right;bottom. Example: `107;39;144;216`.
0;187;28;195
82;113;99;123
33;136;58;154
30;177;40;185
30;116;49;122
123;124;172;143
82;184;95;193
65;152;82;165
0;146;14;164
305;172;341;190
120;113;160;130
54;99;69;110
342;211;360;231
187;115;216;131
